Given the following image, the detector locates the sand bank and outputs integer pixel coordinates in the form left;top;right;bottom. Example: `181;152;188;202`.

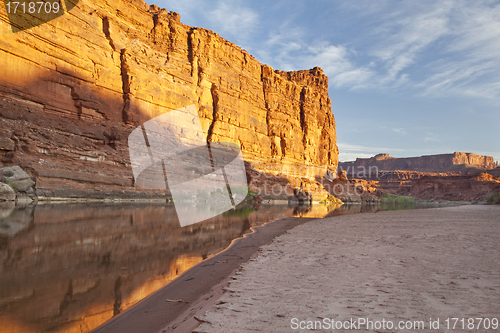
195;205;500;332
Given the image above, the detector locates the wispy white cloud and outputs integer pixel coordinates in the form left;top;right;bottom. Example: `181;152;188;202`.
423;132;441;143
338;152;375;162
208;1;258;43
155;0;259;45
416;2;500;99
391;128;407;135
369;2;452;85
359;0;500;99
258;25;374;89
337;143;405;162
304;43;374;88
379;125;407;135
256;0;500;101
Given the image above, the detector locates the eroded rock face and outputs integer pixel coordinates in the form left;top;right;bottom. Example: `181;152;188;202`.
0;0;338;199
339;152;498;173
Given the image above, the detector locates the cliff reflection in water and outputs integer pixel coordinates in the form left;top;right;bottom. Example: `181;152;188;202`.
0;201;337;333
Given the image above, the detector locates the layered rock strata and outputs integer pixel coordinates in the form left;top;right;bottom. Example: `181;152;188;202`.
0;0;338;200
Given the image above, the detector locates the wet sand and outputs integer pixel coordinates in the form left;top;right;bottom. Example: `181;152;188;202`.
194;205;500;332
91;216;316;333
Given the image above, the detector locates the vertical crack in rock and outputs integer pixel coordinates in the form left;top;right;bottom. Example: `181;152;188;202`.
261;66;277;156
207;83;219;144
120;49;131;123
113;276;122;316
197;67;204;89
102;17;116;51
280;137;286;157
63;84;83;119
206;83;236;208
187;28;195;75
261;67;270;135
151;13;159;42
103;17;129;123
242;53;248;69
59;280;73;315
299;86;308;152
320;110;333;165
188;28;202;86
167;19;176;52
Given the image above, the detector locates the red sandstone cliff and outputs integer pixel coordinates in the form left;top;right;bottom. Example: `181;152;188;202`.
0;0;338;199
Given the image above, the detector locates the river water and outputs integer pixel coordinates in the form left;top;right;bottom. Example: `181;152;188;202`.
0;201;452;333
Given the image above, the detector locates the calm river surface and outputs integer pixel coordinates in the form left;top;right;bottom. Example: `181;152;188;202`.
0;201;453;332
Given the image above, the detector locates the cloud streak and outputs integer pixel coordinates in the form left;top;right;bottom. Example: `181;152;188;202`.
256;0;500;101
157;0;500;101
337;143;406;162
208;1;259;43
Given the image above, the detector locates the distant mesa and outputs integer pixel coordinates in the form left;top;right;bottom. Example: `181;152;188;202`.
339;152;499;174
338;152;500;203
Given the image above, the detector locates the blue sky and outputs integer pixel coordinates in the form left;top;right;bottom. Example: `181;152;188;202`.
153;0;500;162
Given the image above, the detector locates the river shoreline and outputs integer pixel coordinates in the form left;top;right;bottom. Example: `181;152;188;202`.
90;216;317;333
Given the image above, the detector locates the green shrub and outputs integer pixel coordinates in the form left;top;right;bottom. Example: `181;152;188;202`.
486;193;500;205
380;193;415;203
247;189;259;197
223;207;254;217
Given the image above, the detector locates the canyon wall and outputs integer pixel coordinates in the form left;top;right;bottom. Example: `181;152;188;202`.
339;152;498;174
0;0;338;199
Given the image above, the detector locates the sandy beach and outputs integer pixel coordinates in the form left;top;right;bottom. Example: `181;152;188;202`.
194;205;500;332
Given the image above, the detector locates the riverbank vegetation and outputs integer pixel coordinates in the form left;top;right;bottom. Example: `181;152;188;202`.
380;193;416;204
